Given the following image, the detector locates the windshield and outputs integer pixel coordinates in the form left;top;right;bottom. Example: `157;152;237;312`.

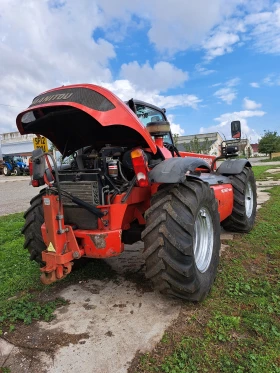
135;105;165;126
13;157;23;162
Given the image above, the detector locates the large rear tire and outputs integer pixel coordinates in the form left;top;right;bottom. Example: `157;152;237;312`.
3;166;11;176
221;167;257;233
21;190;46;265
142;179;220;302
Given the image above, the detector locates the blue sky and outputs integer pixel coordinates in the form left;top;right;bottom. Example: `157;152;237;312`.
1;0;280;142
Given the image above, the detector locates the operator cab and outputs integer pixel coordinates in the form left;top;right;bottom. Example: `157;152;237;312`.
127;99;174;145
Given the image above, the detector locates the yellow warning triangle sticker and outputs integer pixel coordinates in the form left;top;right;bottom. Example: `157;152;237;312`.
47;242;56;252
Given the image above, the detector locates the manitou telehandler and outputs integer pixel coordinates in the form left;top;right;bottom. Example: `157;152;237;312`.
16;84;257;301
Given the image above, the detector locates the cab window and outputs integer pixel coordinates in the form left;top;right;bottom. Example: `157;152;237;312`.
135;104;165;126
135;104;174;145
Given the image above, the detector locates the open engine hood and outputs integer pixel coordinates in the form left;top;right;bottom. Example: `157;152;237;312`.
16;84;157;155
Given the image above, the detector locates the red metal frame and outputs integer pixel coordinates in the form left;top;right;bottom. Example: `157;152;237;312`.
39;186;152;283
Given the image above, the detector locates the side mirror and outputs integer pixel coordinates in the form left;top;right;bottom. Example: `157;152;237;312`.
231;121;241;139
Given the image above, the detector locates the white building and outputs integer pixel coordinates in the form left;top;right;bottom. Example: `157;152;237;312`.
0;131;36;162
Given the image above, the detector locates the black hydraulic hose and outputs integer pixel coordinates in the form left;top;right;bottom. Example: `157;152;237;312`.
70;196;104;218
163;142;181;157
121;176;136;203
51;187;104;218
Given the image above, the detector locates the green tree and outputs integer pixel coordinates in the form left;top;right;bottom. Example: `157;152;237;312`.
258;131;280;158
200;137;210;154
192;136;201;153
183;142;191;152
173;133;179;146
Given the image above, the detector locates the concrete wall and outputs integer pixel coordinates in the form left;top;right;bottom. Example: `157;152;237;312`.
177;132;223;156
177;132;223;144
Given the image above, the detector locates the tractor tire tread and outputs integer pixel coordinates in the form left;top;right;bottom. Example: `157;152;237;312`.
22;192;46;264
222;167;257;233
142;179;220;301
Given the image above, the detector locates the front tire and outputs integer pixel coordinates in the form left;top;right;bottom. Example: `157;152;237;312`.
221;167;257;233
21;191;46;265
13;167;21;176
142;179;220;302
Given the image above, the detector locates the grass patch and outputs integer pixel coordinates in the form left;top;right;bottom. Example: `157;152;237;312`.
0;213;57;332
133;187;280;373
252;165;280;180
0;213;115;333
261;156;280;162
0;368;11;373
0;213;43;300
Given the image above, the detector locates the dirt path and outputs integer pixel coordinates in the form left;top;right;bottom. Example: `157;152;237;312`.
0;175;44;216
1;176;279;373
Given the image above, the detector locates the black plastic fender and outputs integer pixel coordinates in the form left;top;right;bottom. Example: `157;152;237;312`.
217;159;251;175
149;157;210;184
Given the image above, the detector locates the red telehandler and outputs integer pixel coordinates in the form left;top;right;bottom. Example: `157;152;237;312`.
16;84;257;301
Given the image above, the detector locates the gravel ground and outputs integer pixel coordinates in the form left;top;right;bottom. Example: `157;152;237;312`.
0;175;43;216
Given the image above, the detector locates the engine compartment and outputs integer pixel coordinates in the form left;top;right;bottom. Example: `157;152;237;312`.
56;144;163;230
59;144;163;202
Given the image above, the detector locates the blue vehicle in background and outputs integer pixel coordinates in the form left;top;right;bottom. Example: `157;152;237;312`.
3;155;29;176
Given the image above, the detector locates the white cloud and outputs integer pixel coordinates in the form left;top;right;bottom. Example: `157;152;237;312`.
203;32;240;60
167;114;185;135
213;77;240;104
243;97;262;110
244;4;280;55
98;0;243;55
263;75;274;86
99;79;202;109
250;82;260;88
195;64;216;75
214;88;237;104
0;0;116;133
262;74;280;86
120;61;188;92
143;0;242;54
226;77;240;87
200;109;265;142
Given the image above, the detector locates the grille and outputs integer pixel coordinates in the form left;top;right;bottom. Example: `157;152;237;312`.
29;87;115;111
60;181;100;206
60;181;100;230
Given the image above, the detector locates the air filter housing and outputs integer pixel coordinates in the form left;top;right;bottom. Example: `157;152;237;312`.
146;121;171;137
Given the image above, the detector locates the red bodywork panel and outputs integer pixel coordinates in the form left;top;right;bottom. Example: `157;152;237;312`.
211;184;233;221
16;84;157;154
